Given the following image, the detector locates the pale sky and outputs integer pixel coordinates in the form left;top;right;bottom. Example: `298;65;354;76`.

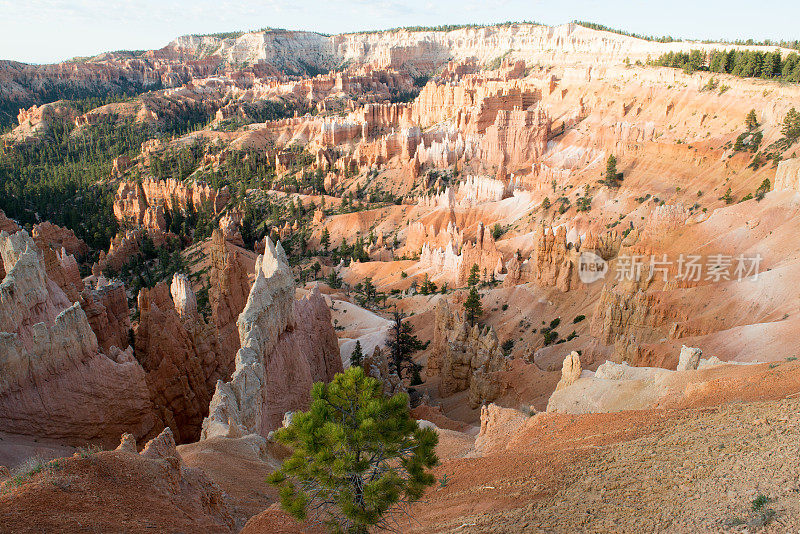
2;0;798;64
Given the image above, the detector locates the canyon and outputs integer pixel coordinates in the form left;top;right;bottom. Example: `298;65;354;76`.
2;20;800;533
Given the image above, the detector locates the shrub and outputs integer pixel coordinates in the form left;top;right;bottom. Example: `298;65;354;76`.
541;327;559;346
491;223;504;241
752;494;770;512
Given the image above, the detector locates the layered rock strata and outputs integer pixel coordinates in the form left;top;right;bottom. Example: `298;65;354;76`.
0;230;158;445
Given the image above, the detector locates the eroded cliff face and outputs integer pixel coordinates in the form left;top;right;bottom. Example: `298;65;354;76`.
36;241;84;301
202;238;342;439
427;299;508;408
0;52;215;127
8;22;784;115
165;30;336;74
80;279;131;353
0;211;20;280
134;275;229;443
418;222;504;287
209;229;251;367
32;221;89;258
332;23;783;73
0;230;158;445
162;23;659;77
458;222;505;287
774;158;800;192
503;226;621;293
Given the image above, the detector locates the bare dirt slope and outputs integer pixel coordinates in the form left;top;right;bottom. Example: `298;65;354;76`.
0;447;234;534
395;397;800;533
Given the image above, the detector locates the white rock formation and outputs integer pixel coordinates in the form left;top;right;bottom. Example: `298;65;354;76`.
458;175;507;204
677;346;702;371
547;347;750;415
555;351;582;391
201;238;342;440
773;158;800;192
170;273;198;319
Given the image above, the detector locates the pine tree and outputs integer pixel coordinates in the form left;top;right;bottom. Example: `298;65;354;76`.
326;270;342;289
350;340;363;368
314;167;324;192
745;109;759;131
721;187;734;204
267;367;438;534
320;227;330;254
491;223;503;240
386;310;427;384
782;108;800;142
467;263;480;287
419;274;437;295
362;277;376;304
755;179;771;201
463;285;483;326
606;154;617;178
336;237;349;263
603;154;621;187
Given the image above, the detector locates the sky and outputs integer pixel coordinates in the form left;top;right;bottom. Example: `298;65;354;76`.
2;0;799;64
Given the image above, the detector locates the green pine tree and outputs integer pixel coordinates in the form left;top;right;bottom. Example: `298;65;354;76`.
350;340;363;368
463;285;483;326
362;277;376;304
467;263;480;287
491;223;503;240
320;227;330;254
782;108;800;142
745;109;759;131
606;154;617;177
755;179;771;201
603;154;621;187
267;367;439;534
387;310;427;385
326;270;342;289
420;274;437;295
